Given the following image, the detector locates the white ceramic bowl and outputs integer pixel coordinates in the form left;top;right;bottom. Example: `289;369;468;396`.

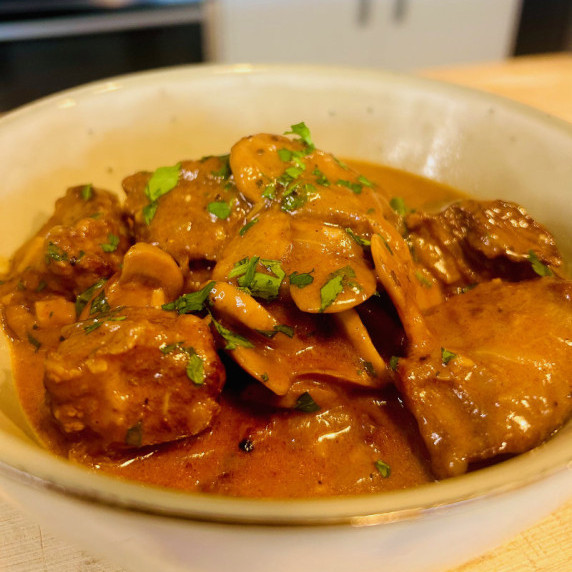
0;64;571;572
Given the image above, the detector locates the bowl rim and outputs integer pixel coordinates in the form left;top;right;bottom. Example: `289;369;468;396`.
0;62;571;527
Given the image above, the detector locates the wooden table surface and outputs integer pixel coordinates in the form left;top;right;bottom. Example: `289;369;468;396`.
1;53;572;571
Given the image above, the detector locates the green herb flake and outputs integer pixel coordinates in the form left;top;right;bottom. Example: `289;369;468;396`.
313;168;330;186
345;227;371;247
100;233;120;253
360;359;376;377
285;165;304;179
294;391;321;413
185;350;205;385
320;274;345;313
211;317;254;351
237;256;260;289
337;179;363;194
415;270;432;288
162;281;215;315
35;280;47;293
284;122;315;152
257;324;295;339
277;148;293;162
27;333;42;352
160;341;184;354
389;197;408;216
357;175;374;188
143;163;181;225
75;278;107;317
389;356;399;371
45;242;68;264
142;201;159;226
441;347;457;366
89;289;111;316
289;270;314;288
211;154;231;179
207;201;232;220
261;373;269;383
81;183;94;201
125;421;143;448
145;163;181;203
239;218;259;236
262;182;277;200
374;460;391;478
528;250;553;277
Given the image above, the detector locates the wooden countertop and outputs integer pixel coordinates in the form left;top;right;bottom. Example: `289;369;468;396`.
1;53;572;571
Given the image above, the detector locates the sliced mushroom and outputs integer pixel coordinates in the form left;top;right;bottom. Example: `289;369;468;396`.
287;218;377;313
117;243;184;300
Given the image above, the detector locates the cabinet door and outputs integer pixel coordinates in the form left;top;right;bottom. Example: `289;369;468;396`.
205;0;522;69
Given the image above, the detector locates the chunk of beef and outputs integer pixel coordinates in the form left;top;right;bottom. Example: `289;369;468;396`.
9;186;129;296
396;278;572;478
44;307;225;451
406;199;562;295
122;157;251;289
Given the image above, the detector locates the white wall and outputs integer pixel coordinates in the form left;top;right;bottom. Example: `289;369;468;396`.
205;0;522;70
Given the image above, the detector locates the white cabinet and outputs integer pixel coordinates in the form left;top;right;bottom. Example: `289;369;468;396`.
205;0;522;70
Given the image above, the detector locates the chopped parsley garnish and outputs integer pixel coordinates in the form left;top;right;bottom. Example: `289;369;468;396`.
260;373;269;383
528;250;553;277
211;154;231;179
256;324;295;339
75;278;107;317
262;183;276;200
337;179;363;194
229;257;285;301
35;280;47;292
89;289;111;316
84;313;126;334
45;242;68;264
207;200;232;220
160;341;185;354
211;317;254;350
374;460;391;478
162;281;215;314
345;227;371;247
320;274;344;313
289;270;314;288
284;122;315;152
441;347;457;366
239;218;259;236
81;183;94;201
100;233;119;253
319;266;358;312
360;359;376;377
389;356;400;371
357;175;374;188
389;197;409;216
414;270;432;288
142;202;159;226
143;163;181;224
294;391;321;413
125;421;143;447
313;168;330;186
185;350;205;385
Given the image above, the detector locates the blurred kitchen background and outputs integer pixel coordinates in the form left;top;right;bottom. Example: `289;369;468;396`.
0;0;570;111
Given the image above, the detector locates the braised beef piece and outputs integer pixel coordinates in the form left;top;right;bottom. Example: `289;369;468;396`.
406;199;562;295
396;278;572;478
122;156;251;290
9;185;129;296
44;307;225;451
